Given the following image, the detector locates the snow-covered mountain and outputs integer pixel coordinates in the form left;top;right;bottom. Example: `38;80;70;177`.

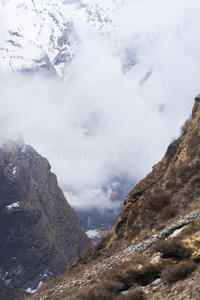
1;0;199;87
0;0;78;77
0;0;121;78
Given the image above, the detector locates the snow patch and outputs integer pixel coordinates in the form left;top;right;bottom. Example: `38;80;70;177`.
43;268;53;278
144;278;161;288
25;281;43;294
21;145;26;153
12;166;17;177
168;226;186;239
6;202;20;211
151;254;161;262
86;229;101;239
151;278;161;285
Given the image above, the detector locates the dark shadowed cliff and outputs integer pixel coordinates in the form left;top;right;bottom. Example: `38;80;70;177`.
0;135;87;295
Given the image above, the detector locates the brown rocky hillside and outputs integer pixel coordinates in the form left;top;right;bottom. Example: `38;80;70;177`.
116;96;200;241
26;97;200;300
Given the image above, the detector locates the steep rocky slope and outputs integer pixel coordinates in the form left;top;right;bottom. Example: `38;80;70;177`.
27;210;200;300
116;96;200;240
26;97;200;300
0;135;87;294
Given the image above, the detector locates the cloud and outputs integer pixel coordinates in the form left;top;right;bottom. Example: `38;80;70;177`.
0;6;6;46
1;0;200;210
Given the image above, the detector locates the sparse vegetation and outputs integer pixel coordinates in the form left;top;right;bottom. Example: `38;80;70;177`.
161;260;197;284
81;281;147;300
180;117;191;135
165;138;181;162
161;205;176;221
152;239;193;261
116;287;146;300
186;129;200;158
164;179;180;191
179;219;200;237
145;188;170;212
81;280;125;300
176;160;196;184
108;256;161;288
89;227;117;259
95;228;115;251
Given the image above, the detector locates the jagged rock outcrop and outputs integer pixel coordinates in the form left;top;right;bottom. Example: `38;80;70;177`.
0;135;87;293
116;97;200;240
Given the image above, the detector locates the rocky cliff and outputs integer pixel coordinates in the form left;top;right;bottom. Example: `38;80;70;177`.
116;97;200;240
0;135;87;294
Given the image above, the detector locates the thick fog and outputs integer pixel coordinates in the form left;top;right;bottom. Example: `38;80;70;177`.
1;0;200;210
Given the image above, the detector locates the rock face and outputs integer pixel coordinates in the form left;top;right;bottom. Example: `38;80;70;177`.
0;135;87;293
116;97;200;240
